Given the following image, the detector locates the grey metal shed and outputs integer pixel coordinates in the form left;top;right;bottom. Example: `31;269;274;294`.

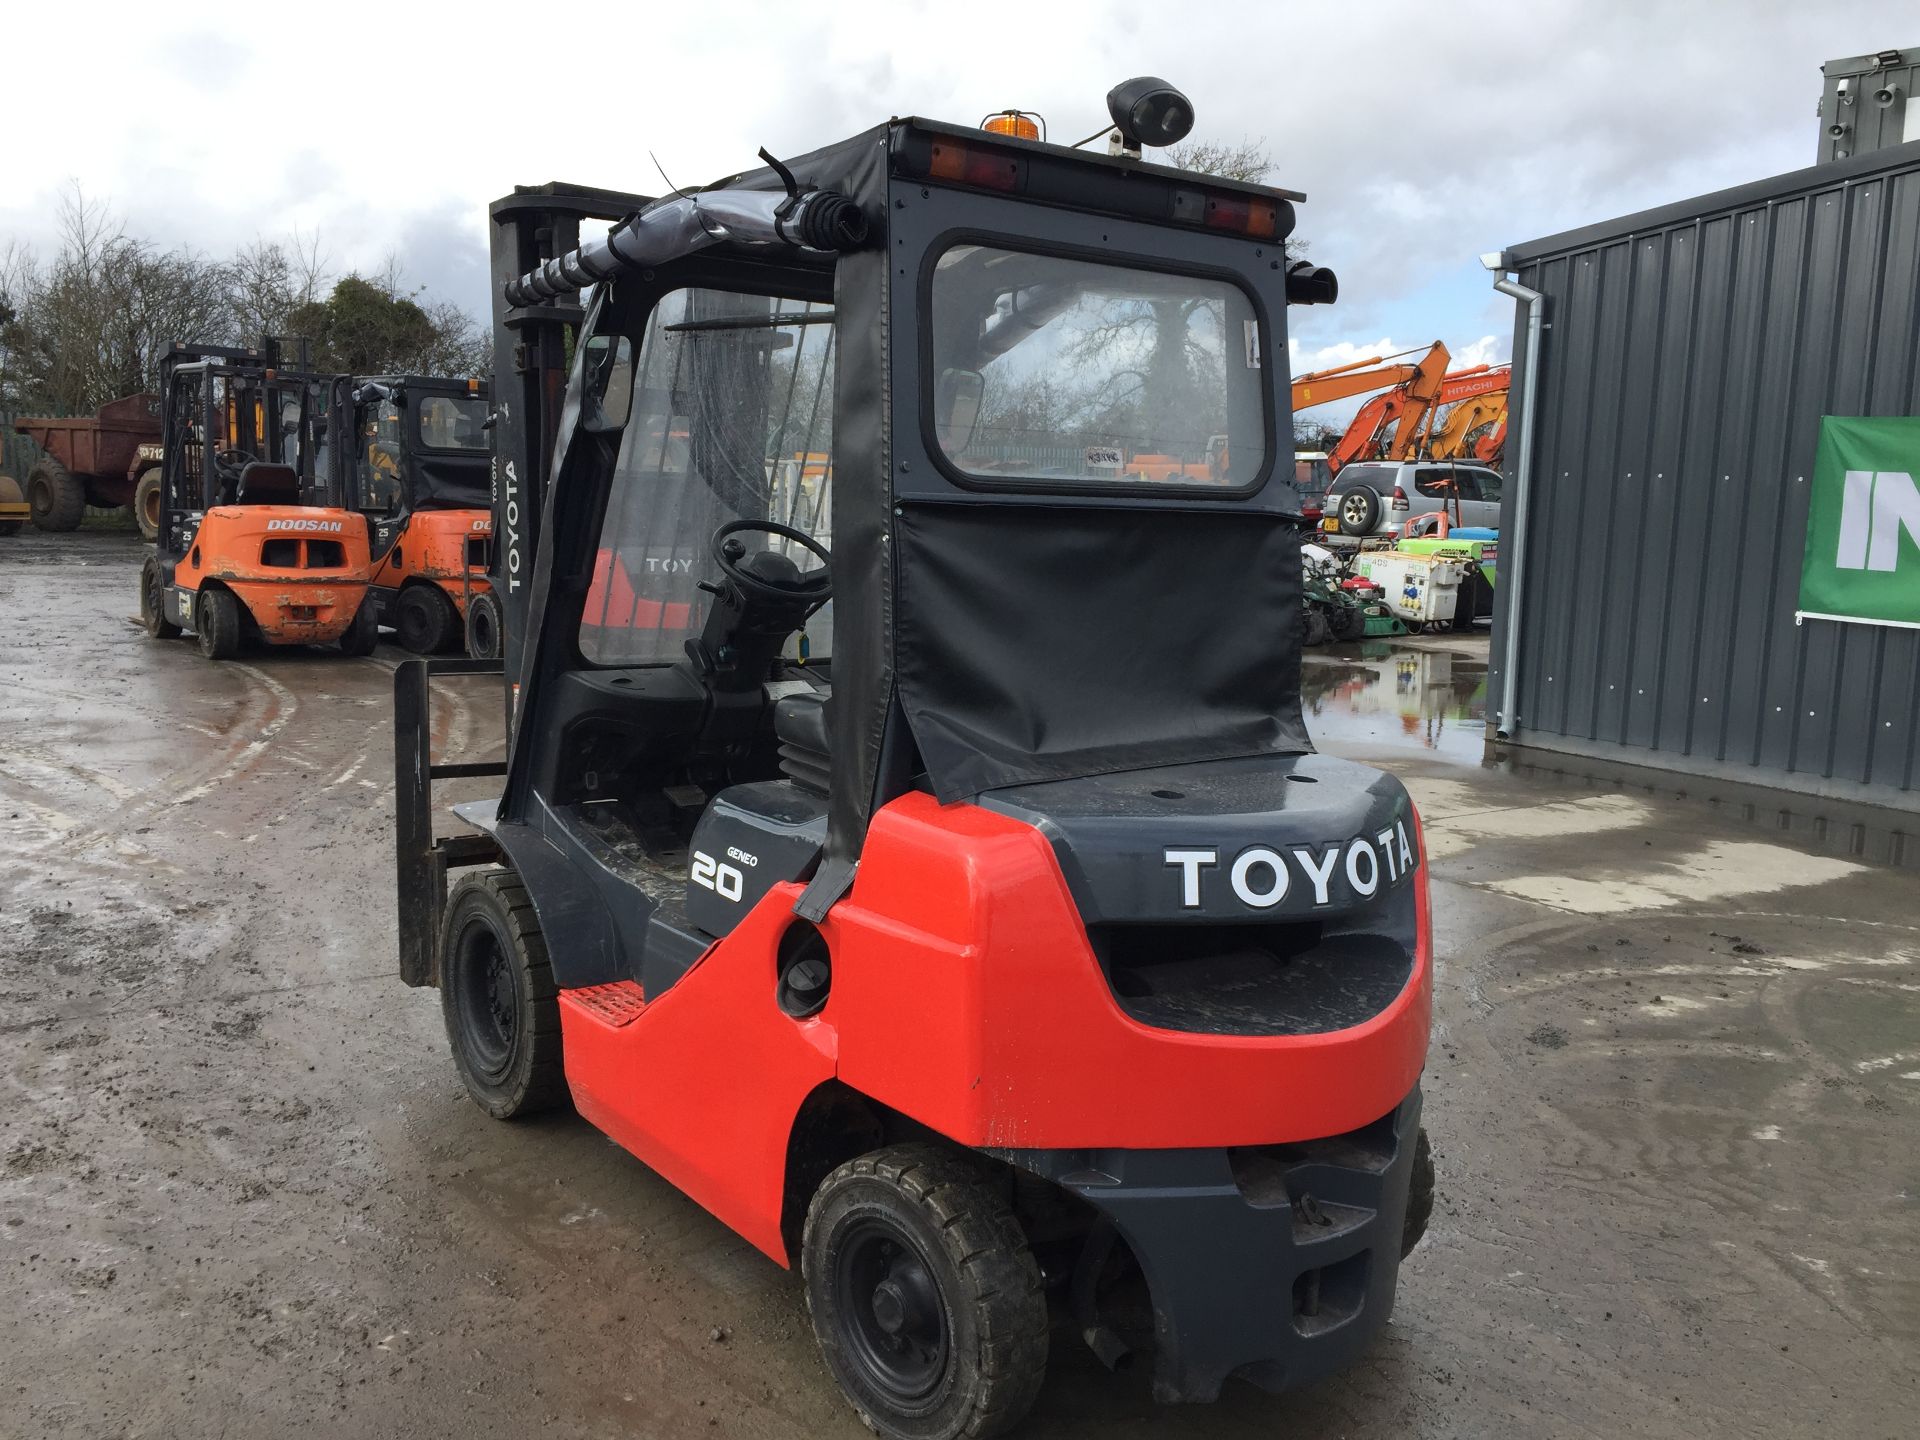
1487;138;1920;813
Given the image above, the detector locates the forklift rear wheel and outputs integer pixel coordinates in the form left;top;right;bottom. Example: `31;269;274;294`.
803;1144;1048;1440
1401;1128;1435;1258
338;598;379;657
195;587;241;660
395;584;458;654
141;557;180;639
134;468;163;543
439;870;568;1119
27;457;86;533
465;590;503;661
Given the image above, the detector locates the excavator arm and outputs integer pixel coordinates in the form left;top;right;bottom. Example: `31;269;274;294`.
1319;346;1455;473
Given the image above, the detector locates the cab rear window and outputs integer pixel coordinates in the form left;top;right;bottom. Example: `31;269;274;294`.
928;244;1266;491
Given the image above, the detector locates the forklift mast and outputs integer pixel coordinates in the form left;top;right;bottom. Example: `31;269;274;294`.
486;184;654;736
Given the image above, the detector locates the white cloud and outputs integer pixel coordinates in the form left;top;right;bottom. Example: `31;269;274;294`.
1;0;1910;342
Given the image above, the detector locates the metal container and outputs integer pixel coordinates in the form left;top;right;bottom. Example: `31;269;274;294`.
1492;138;1920;809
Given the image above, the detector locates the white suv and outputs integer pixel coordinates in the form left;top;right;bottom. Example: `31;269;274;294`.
1329;461;1503;536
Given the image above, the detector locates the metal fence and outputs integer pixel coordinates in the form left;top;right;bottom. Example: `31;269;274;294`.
1494;138;1920;808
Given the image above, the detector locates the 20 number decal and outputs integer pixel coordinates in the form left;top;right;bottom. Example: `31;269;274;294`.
691;850;744;902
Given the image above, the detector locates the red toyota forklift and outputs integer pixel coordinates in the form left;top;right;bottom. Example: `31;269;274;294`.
141;340;377;660
395;81;1432;1439
327;374;498;655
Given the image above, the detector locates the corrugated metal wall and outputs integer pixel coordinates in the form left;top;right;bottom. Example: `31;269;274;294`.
1495;140;1920;807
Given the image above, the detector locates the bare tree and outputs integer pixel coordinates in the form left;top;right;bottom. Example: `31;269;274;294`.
1165;137;1274;184
4;186;232;411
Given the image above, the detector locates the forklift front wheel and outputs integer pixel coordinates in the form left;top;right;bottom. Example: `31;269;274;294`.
465;590;503;661
803;1144;1048;1440
195;587;242;660
141;557;180;639
439;870;568;1119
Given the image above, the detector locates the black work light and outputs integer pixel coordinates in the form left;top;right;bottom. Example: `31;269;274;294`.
1106;77;1194;150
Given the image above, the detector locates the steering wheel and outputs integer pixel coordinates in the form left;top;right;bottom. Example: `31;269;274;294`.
215;447;257;471
710;520;832;604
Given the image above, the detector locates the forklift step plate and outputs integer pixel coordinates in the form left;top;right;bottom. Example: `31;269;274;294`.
561;982;649;1028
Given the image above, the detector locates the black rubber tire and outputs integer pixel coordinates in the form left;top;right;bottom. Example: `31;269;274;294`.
1302;604;1332;647
1335;485;1382;536
465;588;503;660
195;586;242;660
133;467;163;542
394;583;457;654
1401;1128;1435;1258
438;869;568;1119
141;556;181;639
337;596;379;656
28;456;87;533
1331;601;1368;642
803;1144;1048;1440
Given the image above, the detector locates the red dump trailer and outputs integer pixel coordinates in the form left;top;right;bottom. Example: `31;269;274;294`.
8;394;164;538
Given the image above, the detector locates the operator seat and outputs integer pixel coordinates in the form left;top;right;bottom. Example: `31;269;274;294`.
234;462;302;506
773;691;831;796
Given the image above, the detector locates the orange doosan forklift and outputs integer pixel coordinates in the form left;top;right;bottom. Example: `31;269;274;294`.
394;81;1434;1439
140;341;377;660
329;374;498;656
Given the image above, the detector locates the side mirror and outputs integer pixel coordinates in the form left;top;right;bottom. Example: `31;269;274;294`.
1285;262;1339;306
935;367;985;454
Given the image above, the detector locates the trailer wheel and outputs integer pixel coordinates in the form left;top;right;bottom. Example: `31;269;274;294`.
133;468;163;543
1401;1128;1435;1258
141;556;181;639
338;597;379;657
27;456;87;533
394;584;457;654
465;589;503;660
195;587;242;660
803;1144;1048;1440
439;870;568;1119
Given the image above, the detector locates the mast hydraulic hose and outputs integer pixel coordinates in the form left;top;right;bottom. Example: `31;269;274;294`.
504;187;868;307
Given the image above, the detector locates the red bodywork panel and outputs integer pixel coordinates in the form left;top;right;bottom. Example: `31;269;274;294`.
582;548;696;635
557;792;1431;1268
372;509;492;615
178;506;372;644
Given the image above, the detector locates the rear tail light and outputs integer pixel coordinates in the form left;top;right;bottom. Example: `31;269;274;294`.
926;140;1022;191
1391;486;1410;511
1200;192;1280;239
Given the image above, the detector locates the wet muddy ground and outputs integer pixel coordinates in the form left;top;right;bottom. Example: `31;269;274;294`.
3;530;1916;1438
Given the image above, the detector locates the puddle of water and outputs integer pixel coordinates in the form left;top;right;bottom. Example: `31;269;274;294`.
1302;637;1489;765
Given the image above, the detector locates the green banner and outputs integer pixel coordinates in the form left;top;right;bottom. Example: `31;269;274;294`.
1798;415;1920;630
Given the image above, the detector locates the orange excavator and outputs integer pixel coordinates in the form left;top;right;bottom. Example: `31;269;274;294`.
1417;369;1511;465
1290;342;1450;474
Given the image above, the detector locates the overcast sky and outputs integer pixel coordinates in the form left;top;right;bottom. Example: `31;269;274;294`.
4;2;1911;418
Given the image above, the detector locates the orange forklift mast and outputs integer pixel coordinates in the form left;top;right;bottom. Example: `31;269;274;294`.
328;375;496;656
139;340;377;660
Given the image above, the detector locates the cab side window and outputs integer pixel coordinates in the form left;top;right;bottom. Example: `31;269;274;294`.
358;404;406;515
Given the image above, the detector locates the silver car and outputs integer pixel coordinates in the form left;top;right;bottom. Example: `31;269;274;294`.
1330;461;1503;536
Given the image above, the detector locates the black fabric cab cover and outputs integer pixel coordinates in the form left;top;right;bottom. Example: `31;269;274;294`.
896;503;1308;800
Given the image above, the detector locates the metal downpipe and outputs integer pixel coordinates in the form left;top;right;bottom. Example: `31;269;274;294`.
1486;262;1544;741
